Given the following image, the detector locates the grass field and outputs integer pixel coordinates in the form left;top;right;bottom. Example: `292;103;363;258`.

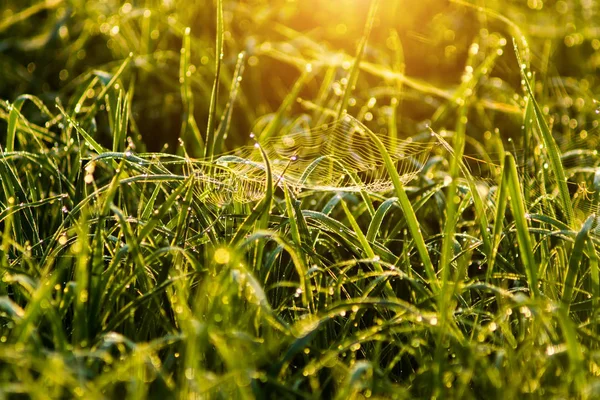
1;0;600;398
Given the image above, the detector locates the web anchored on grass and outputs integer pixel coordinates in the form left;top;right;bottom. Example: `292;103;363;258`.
194;115;434;204
194;115;600;236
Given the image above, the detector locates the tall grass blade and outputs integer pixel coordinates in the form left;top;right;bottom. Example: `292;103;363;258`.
562;214;596;310
204;0;224;160
514;40;574;227
505;152;538;296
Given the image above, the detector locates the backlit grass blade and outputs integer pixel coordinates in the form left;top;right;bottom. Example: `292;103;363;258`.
337;0;379;119
171;173;195;247
283;184;302;248
0;153;37;246
57;104;105;155
179;27;204;157
102;274;184;333
5;95;53;152
487;155;509;281
514;39;574;228
204;0;224;160
82;55;132;126
587;239;599;312
214;52;246;155
260;66;312;141
137;176;193;243
108;88;123;152
13;272;60;344
230;142;273;246
72;208;90;347
556;307;586;391
358;119;436;290
562;214;595;310
432;131;492;263
366;197;398;242
505;152;538;297
340;199;394;297
388;29;405;148
0;1;62;33
439;101;467;288
141;184;162;221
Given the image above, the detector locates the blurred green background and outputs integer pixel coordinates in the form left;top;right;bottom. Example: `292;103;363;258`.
3;0;598;154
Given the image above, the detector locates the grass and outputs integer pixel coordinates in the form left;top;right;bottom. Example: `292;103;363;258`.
1;0;600;398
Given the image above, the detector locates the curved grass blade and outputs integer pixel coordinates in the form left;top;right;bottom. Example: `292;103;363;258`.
358;118;436;290
514;39;574;228
340;199;394;297
230;142;273;246
505;152;538;297
562;214;596;310
366;197;398;242
5;95;53;152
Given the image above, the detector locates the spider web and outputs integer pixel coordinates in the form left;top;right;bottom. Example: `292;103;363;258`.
194;115;434;204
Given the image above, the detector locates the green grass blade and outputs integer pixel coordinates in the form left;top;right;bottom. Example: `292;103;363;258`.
230;142;273;246
214;52;246;155
562;214;595;310
204;0;224;160
487;156;509;281
366;197;397;242
505;152;538;297
514;40;574;228
340;199;393;298
260;67;311;141
336;0;379;119
179;27;204;156
358;118;436;290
